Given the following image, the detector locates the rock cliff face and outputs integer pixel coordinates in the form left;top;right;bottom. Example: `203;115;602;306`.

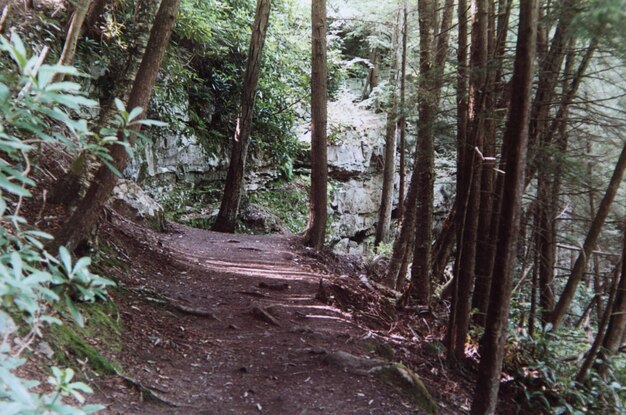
323;91;387;253
132;87;455;253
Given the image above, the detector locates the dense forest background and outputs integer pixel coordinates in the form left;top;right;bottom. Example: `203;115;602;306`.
0;0;625;413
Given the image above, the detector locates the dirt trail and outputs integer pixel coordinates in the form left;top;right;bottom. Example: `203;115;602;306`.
94;219;432;414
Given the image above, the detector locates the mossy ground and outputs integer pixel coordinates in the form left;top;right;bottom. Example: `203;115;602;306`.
48;300;122;376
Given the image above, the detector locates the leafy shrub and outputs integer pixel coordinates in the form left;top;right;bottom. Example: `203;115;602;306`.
0;32;122;414
508;327;625;414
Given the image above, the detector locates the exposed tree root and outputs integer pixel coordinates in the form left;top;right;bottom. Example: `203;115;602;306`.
118;373;190;408
250;303;281;326
125;286;219;320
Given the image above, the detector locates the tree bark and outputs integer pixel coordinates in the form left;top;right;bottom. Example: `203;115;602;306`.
470;0;537;412
549;143;626;330
83;0;110;38
599;239;626;376
383;0;453;291
525;0;577;186
397;5;408;221
528;229;539;338
374;11;401;247
576;253;623;383
448;0;488;360
98;0;163;122
401;0;436;306
303;0;328;250
52;0;91;83
446;0;469;351
471;0;510;327
51;0;181;252
212;0;272;233
49;0;162;207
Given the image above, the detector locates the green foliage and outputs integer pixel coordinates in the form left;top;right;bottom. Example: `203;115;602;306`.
0;32;120;414
141;0;309;168
248;179;309;233
49;321;121;376
507;327;625;414
572;0;626;54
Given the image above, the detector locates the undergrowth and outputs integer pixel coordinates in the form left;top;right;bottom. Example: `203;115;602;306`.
48;301;122;377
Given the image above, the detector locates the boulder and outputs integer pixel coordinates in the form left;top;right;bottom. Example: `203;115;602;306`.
110;179;165;231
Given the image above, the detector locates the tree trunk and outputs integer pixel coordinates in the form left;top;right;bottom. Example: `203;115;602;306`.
212;0;272;233
599;245;626;376
374;11;401;247
526;0;577;186
39;0;91;202
83;0;110;38
52;0;91;83
431;204;457;282
528;230;539;338
469;0;511;325
397;5;408;221
576;253;623;383
401;0;436;306
535;175;557;322
99;0;163;122
549;143;626;330
383;0;453;291
448;0;488;361
303;0;328;250
588;141;604;321
51;0;181;252
471;0;510;327
446;0;469;351
49;0;162;207
470;0;537;412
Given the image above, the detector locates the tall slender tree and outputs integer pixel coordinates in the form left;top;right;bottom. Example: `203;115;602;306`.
598;222;626;377
51;0;182;252
471;0;511;327
549;143;626;330
303;0;328;249
448;0;489;360
212;0;272;233
534;39;597;325
525;0;578;186
374;10;401;248
575;251;623;382
446;0;469;347
397;3;408;221
470;0;537;412
401;0;436;305
383;0;453;291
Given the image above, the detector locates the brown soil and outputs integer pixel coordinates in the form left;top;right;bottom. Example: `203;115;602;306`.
82;212;474;415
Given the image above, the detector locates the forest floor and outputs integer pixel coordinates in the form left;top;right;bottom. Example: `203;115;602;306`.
79;212;477;414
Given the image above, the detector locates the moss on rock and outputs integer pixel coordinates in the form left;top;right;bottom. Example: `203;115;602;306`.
374;363;438;414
